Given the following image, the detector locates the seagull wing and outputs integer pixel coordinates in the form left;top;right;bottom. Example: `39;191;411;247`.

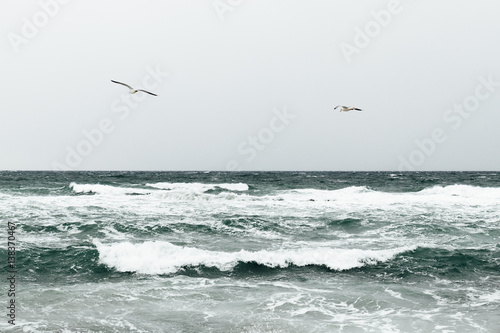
111;80;133;90
137;89;158;96
353;108;363;111
334;105;340;109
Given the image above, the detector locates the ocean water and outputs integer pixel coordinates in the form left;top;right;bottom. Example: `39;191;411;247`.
1;171;499;333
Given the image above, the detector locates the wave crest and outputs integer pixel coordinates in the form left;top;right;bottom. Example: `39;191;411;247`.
68;183;500;209
69;182;150;195
94;240;416;275
146;182;249;192
418;184;500;199
69;182;249;196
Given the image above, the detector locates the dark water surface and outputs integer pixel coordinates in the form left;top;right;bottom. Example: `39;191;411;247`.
1;171;499;332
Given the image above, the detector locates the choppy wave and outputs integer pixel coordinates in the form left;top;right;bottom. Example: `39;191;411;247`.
146;182;249;192
418;184;500;199
13;243;497;282
94;240;416;275
69;182;249;196
5;172;500;333
278;184;500;200
69;182;151;196
68;182;500;203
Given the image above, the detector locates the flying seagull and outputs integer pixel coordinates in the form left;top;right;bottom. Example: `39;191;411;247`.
334;105;362;112
111;80;157;96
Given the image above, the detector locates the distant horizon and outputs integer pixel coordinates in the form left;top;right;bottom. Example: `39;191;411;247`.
1;169;499;173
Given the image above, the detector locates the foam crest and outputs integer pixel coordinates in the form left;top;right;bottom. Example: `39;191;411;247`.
69;182;150;195
268;186;372;202
269;185;500;209
69;182;500;210
146;182;249;192
418;184;500;199
69;182;248;197
94;240;415;275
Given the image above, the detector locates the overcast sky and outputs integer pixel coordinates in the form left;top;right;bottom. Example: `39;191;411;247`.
2;0;499;171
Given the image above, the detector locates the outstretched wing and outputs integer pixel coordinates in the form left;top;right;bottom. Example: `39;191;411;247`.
111;80;133;90
137;89;158;96
353;108;363;111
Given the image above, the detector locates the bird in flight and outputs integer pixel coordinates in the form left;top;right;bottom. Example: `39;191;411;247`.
111;80;157;96
334;105;362;112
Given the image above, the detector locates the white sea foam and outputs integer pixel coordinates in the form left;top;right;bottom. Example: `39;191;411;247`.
418;184;500;201
277;184;500;204
271;186;373;202
69;182;499;206
64;183;500;229
477;290;500;303
466;288;500;306
384;288;404;300
94;240;416;275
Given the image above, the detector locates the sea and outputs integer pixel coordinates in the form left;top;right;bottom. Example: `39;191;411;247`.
1;171;499;333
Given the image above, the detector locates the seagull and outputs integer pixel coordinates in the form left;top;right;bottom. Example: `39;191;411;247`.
334;105;362;112
111;80;157;96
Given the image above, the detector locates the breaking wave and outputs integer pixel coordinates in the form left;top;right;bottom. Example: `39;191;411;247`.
146;182;249;192
68;182;500;210
94;240;416;275
69;182;249;196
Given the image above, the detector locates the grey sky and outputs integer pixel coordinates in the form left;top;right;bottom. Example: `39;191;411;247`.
1;0;499;171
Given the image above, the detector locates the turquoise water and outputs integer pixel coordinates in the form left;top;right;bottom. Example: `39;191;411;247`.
1;171;499;332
